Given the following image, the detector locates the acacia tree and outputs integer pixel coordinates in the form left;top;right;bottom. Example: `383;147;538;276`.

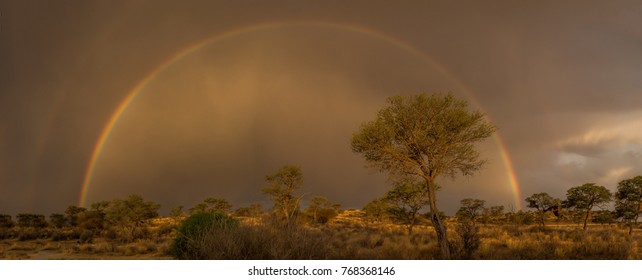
104;194;160;241
189;197;232;215
351;93;496;259
64;206;87;227
363;198;389;222
49;213;67;228
525;192;560;228
455;198;485;259
614;176;642;235
384;182;429;234
456;198;486;222
564;183;611;230
16;213;48;228
262;165;304;225
306;196;340;224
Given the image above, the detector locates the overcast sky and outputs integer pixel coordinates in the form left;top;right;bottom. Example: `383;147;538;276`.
2;0;642;215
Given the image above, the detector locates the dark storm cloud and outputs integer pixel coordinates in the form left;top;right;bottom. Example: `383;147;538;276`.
2;0;642;215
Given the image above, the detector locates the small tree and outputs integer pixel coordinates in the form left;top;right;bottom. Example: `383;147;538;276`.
306;196;339;224
351;93;496;259
16;213;48;228
104;195;160;241
456;198;486;222
235;203;263;217
363;198;389;222
262;165;304;225
564;183;611;230
455;198;485;259
485;205;505;224
64;206;87;227
170;205;186;220
189;197;232;215
78;210;105;231
614;176;642;234
90;201;110;218
525;192;560;228
49;213;67;228
592;211;615;225
384;183;429;234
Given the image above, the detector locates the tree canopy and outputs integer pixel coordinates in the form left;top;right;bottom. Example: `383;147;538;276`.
564;183;611;230
525;192;560;227
262;165;304;225
104;194;160;241
614;176;642;234
384;182;429;234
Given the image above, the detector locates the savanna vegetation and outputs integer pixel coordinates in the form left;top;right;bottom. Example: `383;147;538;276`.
2;93;641;260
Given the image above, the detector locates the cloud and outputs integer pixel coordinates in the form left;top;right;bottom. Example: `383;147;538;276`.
550;112;642;189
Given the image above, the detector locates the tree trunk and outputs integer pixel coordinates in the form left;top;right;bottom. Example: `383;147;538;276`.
539;210;546;228
583;209;590;231
426;180;450;259
408;212;416;235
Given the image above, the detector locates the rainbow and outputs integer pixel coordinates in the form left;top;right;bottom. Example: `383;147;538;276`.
78;21;523;209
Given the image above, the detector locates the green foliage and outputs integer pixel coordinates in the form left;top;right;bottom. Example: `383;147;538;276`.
454;220;480;259
104;194;160;241
506;210;536;225
614;176;642;234
64;206;87;227
49;213;67;228
481;205;506;224
456;198;486;221
363;198;389;222
525;192;561;227
262;165;304;225
564;183;611;210
170;212;239;259
65;205;87;227
90;201;110;218
189;197;232;215
305;196;339;224
525;193;559;211
235;203;263;217
614;176;642;222
170;205;186;219
16;213;48;228
78;210;105;230
384;183;429;233
592;211;615;224
350;93;496;182
453;198;484;258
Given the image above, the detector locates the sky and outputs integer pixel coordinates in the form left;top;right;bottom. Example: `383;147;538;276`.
2;0;642;215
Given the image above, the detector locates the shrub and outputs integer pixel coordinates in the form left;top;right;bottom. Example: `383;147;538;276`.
592;211;615;224
49;213;67;228
0;214;15;228
453;220;481;259
170;212;238;259
16;213;48;228
79;229;94;244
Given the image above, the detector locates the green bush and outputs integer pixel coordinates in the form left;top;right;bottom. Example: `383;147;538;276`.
170;212;238;259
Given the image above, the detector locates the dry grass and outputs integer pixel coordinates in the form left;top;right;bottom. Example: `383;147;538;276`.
475;225;635;259
1;211;641;259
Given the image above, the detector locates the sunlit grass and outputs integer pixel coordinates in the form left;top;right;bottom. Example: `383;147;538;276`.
0;211;640;259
